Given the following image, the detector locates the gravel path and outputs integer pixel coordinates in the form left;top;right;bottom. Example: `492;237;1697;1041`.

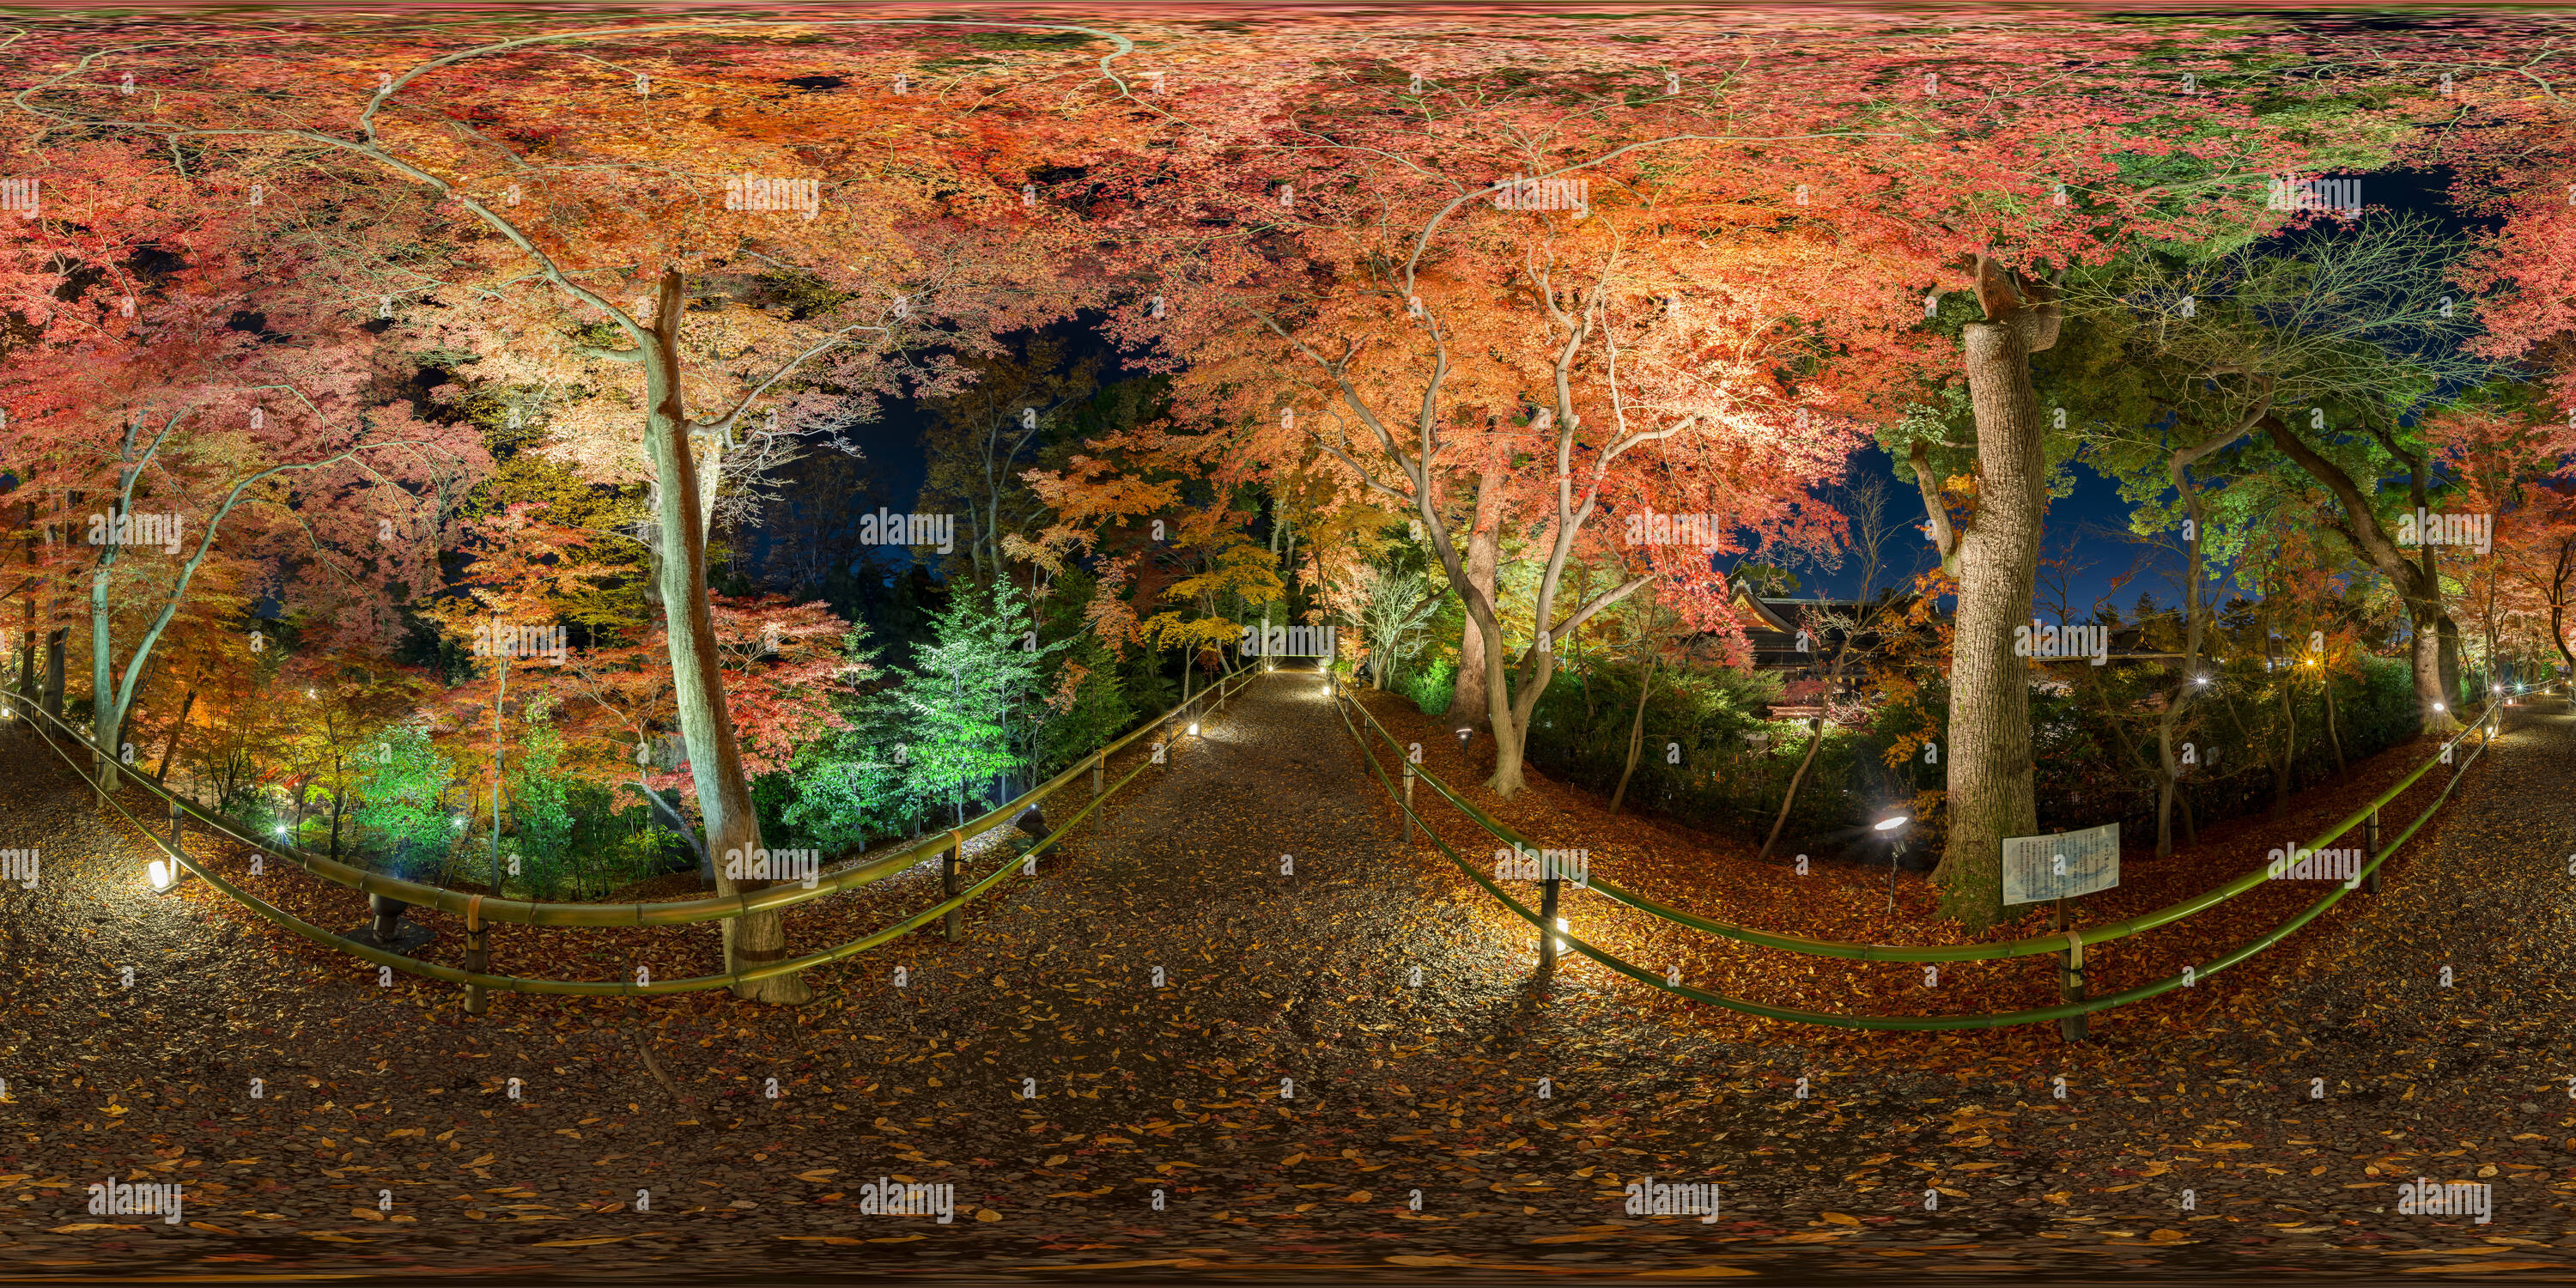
1;677;2572;1282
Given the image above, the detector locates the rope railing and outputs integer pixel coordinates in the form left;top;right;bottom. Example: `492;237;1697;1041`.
1334;678;2549;1030
20;662;1252;926
17;662;1259;997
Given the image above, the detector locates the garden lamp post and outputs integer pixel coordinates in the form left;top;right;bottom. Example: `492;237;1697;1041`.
1874;812;1911;914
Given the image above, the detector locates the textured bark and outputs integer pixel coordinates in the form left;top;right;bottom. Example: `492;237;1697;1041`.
1608;659;1655;816
641;269;809;1005
1449;469;1504;732
1929;258;2058;932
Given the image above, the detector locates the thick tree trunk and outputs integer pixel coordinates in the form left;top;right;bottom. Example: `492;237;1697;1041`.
2435;613;2462;710
1931;264;2056;932
1608;659;1656;815
641;269;807;1005
1449;470;1504;732
2407;598;2448;731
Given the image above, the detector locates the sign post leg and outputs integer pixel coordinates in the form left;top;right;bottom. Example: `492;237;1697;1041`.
2364;809;2382;894
2056;896;2087;1043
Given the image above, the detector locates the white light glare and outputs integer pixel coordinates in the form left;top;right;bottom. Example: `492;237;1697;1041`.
146;860;173;891
1874;815;1910;832
1187;721;1200;737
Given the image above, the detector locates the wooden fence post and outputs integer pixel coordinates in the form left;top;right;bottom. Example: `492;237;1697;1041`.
463;895;489;1016
1401;762;1414;845
944;829;964;941
2364;809;2382;894
2055;899;2086;1042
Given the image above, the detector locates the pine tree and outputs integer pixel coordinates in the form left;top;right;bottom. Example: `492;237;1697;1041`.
897;578;1056;826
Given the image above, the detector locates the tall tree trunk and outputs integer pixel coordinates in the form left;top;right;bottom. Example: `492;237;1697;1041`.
2265;417;2452;733
42;627;64;721
2551;539;2575;674
1608;659;1656;815
1929;258;2058;933
154;681;196;782
2321;671;2346;773
16;500;35;706
2435;613;2462;709
2269;665;2296;819
489;659;507;897
1449;469;1504;732
1759;716;1826;860
640;268;807;1005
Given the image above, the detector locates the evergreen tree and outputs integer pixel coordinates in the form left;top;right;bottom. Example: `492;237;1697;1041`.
782;623;917;851
898;578;1060;824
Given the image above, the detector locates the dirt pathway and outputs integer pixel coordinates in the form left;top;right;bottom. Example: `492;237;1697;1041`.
0;678;2571;1281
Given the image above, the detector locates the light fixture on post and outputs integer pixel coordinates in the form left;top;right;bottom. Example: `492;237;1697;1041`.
1874;812;1911;914
146;859;176;892
1186;720;1200;738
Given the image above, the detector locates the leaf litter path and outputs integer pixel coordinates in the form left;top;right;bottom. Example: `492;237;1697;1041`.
1;677;2573;1283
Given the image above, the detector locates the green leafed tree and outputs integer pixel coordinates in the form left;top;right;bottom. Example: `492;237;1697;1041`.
900;578;1055;826
351;718;457;880
782;624;919;854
